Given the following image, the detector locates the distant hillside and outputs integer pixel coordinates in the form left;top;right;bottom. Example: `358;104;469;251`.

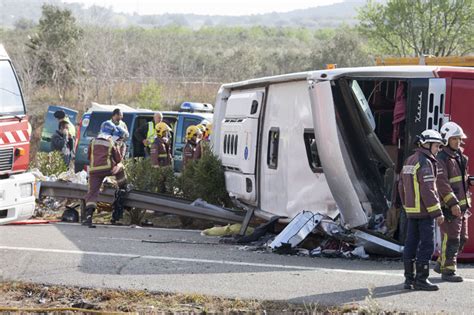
0;0;379;29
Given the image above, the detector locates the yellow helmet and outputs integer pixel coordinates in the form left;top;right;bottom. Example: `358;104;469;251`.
196;124;206;132
204;123;212;139
155;122;171;138
186;125;201;141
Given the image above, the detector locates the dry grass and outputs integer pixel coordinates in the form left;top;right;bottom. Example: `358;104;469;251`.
0;281;353;314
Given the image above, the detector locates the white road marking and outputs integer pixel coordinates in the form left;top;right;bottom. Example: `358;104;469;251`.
1;245;473;282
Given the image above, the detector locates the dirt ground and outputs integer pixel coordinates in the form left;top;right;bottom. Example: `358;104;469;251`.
0;281;357;314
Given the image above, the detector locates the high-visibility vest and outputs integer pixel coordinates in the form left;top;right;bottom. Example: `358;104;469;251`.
146;121;156;147
64;117;76;138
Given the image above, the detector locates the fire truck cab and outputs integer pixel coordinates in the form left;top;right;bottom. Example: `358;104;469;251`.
0;44;35;224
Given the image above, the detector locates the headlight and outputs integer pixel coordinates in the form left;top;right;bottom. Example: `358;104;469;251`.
20;183;33;198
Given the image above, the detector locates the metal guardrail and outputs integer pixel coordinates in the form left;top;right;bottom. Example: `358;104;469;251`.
39;181;245;224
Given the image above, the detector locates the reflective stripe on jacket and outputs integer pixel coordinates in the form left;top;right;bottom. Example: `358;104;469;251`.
151;137;171;167
398;147;442;219
437;147;471;211
183;140;197;168
88;137;122;173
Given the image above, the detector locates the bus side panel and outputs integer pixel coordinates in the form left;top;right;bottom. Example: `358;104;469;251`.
447;78;474;261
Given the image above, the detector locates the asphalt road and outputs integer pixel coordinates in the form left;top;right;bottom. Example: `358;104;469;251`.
1;223;474;313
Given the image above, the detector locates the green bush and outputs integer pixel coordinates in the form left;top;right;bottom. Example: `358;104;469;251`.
136;80;163;111
32;151;67;176
178;151;231;207
124;158;176;195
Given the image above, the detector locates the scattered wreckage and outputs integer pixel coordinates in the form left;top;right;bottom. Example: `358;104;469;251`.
35;168;403;260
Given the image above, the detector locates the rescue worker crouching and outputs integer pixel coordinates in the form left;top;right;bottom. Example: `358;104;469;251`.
435;122;472;282
183;125;202;168
151;122;172;168
83;121;127;228
399;129;445;291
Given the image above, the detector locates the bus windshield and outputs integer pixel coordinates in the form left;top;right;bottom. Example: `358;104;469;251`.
0;60;25;115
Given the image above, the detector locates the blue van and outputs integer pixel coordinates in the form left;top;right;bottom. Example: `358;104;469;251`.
39;105;78;153
73;103;212;173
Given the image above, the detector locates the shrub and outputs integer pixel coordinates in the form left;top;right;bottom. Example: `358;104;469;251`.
32;151;67;176
124;157;176;194
178;150;231;207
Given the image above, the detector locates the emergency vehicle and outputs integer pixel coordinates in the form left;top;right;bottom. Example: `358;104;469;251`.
40;102;213;172
0;44;35;224
212;65;474;260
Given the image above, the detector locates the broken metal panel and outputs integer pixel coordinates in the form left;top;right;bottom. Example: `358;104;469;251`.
270;211;323;249
308;80;368;228
353;229;403;257
39;181;245;224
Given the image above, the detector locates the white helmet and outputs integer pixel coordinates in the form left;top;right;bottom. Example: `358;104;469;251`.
440;122;466;144
418;129;444;145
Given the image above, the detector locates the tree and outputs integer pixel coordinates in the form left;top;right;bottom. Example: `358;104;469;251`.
14;18;36;30
136;81;163;110
27;4;83;101
311;26;374;69
358;0;474;57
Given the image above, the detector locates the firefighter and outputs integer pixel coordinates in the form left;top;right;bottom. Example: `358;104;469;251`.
194;123;207;160
435;122;473;282
398;129;445;291
151;122;172;168
203;122;212;141
183;125;201;168
134;112;163;157
83;121;127;228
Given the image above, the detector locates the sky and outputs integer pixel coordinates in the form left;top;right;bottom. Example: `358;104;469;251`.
61;0;343;16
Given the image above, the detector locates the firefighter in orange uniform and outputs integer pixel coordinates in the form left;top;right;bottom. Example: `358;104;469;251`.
399;129;445;291
435;122;473;282
83;121;127;227
151;122;172;168
183;125;201;168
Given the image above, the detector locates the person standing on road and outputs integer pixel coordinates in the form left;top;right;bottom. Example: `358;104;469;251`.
399;129;445;291
435;122;473;282
134;112;163;157
83;121;127;228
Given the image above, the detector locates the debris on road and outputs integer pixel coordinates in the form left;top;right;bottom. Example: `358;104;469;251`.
269;211;323;250
202;223;254;237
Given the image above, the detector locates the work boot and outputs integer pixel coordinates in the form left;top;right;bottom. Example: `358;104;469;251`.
81;206;96;228
403;260;415;290
441;271;463;282
433;261;441;274
414;263;439;291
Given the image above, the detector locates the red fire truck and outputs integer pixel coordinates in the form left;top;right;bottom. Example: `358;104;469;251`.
0;44;36;224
